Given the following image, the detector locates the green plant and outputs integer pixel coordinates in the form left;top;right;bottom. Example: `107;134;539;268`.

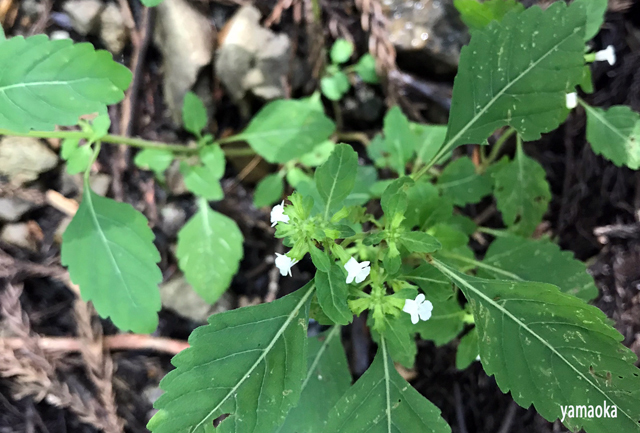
320;38;379;101
2;0;640;431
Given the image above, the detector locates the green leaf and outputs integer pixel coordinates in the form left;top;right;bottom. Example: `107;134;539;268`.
299;140;335;167
148;282;314;433
61;183;161;333
354;53;379;84
371;314;417;368
478;235;597;302
416;295;465;346
428;223;469;250
453;0;524;30
321;72;350;101
141;0;164;6
309;245;332;272
325;342;452;433
398;231;441;253
404;181;453;230
344;165;378;207
456;328;479;370
240;99;336;163
181;145;226;201
0;26;5;41
437;156;492;205
584;104;640;169
444;3;586;152
176;201;244;305
405;264;454;301
89;114;111;140
134;149;174;181
382;106;417;175
275;327;351;433
61;138;93;175
574;0;608;41
330;39;354;64
413;124;447;165
254;173;284;208
315;264;352;326
492;147;550;236
182;91;207;136
315;143;358;219
0;35;132;132
432;259;640;433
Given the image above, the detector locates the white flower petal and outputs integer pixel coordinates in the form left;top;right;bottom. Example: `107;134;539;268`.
270;201;290;227
565;92;577;109
418;300;433;321
410;312;419;325
595;45;616;66
403;299;417;314
415;293;425;304
275;252;298;277
344;257;370;284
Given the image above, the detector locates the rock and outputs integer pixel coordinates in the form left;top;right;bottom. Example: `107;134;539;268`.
63;0;104;36
99;3;128;54
0;222;42;251
50;30;71;40
0;197;37;222
0;137;58;186
159;203;186;238
216;5;291;101
154;0;213;125
159;273;233;322
383;0;468;74
59;172;112;198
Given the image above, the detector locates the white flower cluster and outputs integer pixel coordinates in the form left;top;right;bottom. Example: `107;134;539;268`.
269;202;431;324
566;46;617;110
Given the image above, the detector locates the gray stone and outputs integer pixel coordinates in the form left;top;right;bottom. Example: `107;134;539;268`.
154;0;213;125
159;273;233;322
0;223;39;251
216;5;291;101
63;0;104;36
384;0;468;74
0;197;37;222
159;203;186;238
99;3;128;54
0;137;58;186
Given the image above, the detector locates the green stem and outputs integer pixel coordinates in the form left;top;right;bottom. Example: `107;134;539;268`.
439;251;522;280
477;226;511;237
84;142;102;184
482;127;516;170
0;128;255;157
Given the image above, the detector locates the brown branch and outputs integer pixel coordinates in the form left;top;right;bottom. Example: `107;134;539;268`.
2;335;189;355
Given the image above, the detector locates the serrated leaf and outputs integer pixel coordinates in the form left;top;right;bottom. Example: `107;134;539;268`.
61;183;161;333
574;0;608;41
492;147;550;236
239;99;335;163
382;106;417;175
61;138;93;175
181;145;226;201
371;314;417;368
0;35;132;132
398;231;441;253
321;72;350;101
315;143;358;219
299;140;335;167
416;295;465;346
315;264;352;325
330;39;353;64
413;124;447;165
182;91;207;136
454;0;524;30
148;282;315;433
254;173;284;208
325;342;451;433
432;259;640;433
134;149;174;181
478;235;597;302
584;104;640;169
404;181;452;230
309;245;332;272
354;54;379;84
456;328;479;370
275;327;351;433
176;201;244;305
444;3;585;152
437;157;492;205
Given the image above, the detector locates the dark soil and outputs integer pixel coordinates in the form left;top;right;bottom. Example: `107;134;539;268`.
1;1;639;433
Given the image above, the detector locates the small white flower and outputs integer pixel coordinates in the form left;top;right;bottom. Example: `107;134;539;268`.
275;252;298;277
565;92;577;109
403;293;433;325
594;45;616;66
270;201;290;227
344;257;371;284
475;355;481;362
